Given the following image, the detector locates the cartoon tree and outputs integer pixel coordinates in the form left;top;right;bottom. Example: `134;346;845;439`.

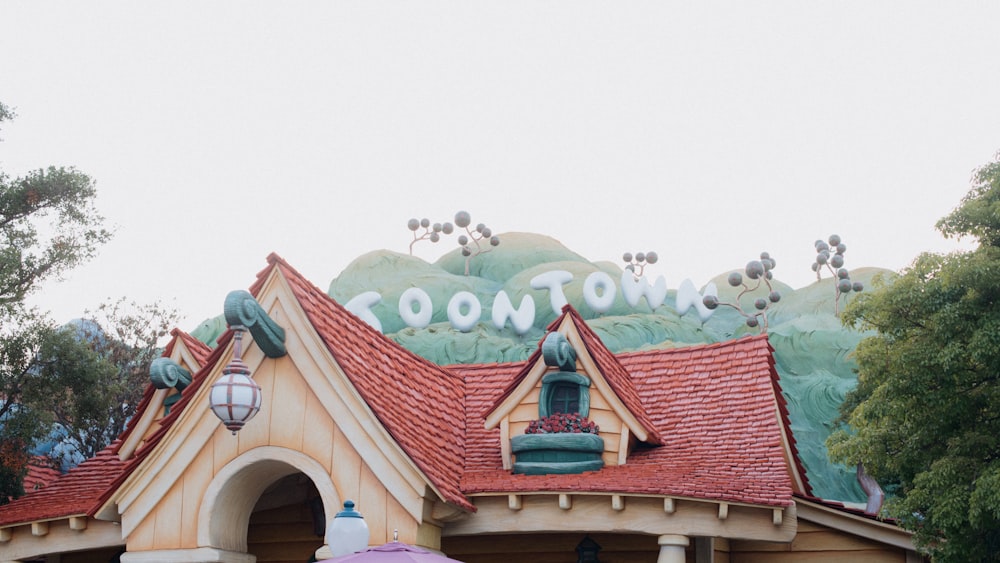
702;252;780;332
622;251;658;280
811;234;863;316
453;211;499;276
407;217;454;255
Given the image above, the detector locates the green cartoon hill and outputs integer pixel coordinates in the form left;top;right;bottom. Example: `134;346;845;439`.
193;232;890;502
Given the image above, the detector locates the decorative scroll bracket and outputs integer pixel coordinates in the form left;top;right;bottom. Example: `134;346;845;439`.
541;332;577;372
224;290;287;358
150;358;192;391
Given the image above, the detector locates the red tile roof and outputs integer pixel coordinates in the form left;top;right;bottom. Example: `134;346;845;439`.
456;334;799;507
263;254;474;512
0;445;127;526
564;306;662;445
0;255;808;531
22;458;61;493
0;329;220;527
166;327;214;367
487;306;661;445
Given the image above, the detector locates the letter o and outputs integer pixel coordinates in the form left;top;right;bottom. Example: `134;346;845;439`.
398;288;433;329
583;271;616;313
447;291;482;332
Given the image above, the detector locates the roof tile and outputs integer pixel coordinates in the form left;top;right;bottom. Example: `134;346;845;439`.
454;334;800;507
0;256;811;529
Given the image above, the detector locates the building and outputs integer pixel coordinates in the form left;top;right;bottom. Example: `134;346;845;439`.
0;254;922;562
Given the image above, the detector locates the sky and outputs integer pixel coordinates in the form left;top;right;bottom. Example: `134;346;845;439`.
1;2;999;330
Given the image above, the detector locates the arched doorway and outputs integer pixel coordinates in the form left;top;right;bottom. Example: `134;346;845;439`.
198;446;340;560
247;473;327;563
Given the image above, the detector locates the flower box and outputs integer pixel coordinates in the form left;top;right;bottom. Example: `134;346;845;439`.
511;432;604;475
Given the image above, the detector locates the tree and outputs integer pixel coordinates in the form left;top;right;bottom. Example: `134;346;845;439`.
0;101;115;501
828;153;1000;561
35;300;179;463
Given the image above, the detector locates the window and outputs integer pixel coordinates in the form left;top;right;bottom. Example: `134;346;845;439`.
539;371;591;418
550;382;580;414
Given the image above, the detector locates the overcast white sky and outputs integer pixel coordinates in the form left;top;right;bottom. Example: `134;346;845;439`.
2;2;998;329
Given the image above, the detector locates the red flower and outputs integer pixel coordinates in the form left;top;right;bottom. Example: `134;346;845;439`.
524;412;599;435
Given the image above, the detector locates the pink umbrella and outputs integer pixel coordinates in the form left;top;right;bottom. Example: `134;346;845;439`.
319;541;466;562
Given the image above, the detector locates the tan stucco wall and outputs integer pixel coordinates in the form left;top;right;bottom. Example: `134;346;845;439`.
125;354;421;555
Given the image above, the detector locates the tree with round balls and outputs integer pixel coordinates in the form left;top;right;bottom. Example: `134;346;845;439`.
701;252;780;333
622;251;659;280
406;216;454;255
811;234;863;316
450;210;500;276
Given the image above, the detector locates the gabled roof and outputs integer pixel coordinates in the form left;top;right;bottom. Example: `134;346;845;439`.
0;330;219;528
487;306;662;445
164;327;214;367
0;445;127;526
0;254;813;531
457;335;802;508
22;458;61;493
262;254;472;511
564;306;663;445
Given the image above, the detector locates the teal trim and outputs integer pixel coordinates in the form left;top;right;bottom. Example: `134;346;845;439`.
512;460;605;474
539;372;591;417
163;392;182;415
511;433;605;475
542;332;577;371
541;372;591;386
335;500;364;519
224;290;287;358
150;358;192;391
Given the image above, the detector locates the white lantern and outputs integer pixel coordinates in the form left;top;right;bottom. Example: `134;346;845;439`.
209;327;261;434
326;500;370;557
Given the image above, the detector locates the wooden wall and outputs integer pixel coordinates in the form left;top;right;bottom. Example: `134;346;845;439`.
440;520;913;563
248;503;323;563
728;520;910;563
443;532;681;563
507;369;627;466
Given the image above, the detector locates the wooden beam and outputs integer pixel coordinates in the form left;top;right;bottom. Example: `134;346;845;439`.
558;494;572;510
508;495;522;511
0;527;11;542
617;426;630;465
772;508;783;526
69;516;88;531
445;495;798;543
500;419;512;470
31;521;49;536
612;495;625;511
718;503;729;520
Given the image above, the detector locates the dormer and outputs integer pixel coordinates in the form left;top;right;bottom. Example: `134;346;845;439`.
115;330;213;461
484;307;661;474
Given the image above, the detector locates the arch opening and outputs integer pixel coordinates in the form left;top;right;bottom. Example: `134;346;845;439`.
198;447;340;554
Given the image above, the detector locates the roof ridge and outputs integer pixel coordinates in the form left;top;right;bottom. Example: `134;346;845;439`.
269;257;474;512
562;305;662;445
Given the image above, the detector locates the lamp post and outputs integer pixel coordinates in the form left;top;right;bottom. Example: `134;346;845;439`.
326;500;370;557
208;326;262;434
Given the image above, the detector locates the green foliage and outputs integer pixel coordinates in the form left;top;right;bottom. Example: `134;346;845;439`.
0;101;14;136
0;165;112;311
0;102;171;501
828;153;1000;561
43;300;179;462
0;309;71;500
937;157;1000;247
